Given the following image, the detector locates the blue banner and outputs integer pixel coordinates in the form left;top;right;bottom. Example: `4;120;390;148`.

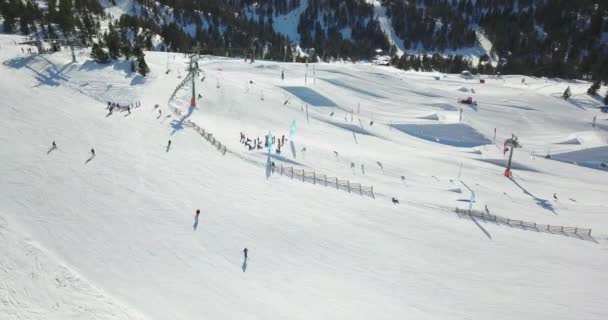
290;120;296;139
469;191;476;211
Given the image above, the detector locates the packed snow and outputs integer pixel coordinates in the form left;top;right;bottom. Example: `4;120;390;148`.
1;34;608;320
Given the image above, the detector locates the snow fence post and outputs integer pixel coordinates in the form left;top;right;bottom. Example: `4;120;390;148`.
359;185;362;196
313;172;316;184
371;186;375;199
302;170;305;182
588;229;592;237
280;164;283;176
335;178;338;189
324;175;327;186
347;180;351;193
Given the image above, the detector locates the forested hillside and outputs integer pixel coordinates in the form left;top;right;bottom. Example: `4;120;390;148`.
1;0;607;82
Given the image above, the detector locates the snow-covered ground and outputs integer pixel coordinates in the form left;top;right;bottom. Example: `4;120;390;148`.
1;34;608;320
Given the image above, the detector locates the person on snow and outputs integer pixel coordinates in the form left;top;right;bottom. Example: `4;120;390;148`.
553;193;558;200
167;140;172;148
127;106;131;114
243;248;248;259
281;70;284;81
195;209;200;219
90;148;95;156
52;141;57;149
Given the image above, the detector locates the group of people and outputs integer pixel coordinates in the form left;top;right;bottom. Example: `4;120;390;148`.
106;101;141;115
240;133;264;151
268;134;287;154
20;47;35;54
239;132;288;154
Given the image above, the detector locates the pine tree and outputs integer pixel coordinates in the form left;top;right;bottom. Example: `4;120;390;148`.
122;42;133;60
90;43;109;63
133;46;143;59
137;55;149;76
131;60;136;73
587;80;600;96
105;22;122;59
562;86;571;100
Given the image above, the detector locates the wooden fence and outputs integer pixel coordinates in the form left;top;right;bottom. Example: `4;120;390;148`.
183;119;227;155
455;208;592;238
273;164;375;199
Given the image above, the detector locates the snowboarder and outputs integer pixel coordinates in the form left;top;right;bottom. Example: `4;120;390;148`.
243;248;248;259
592;116;597;128
90;148;95;156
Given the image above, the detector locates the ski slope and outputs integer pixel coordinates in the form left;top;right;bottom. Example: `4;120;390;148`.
1;34;608;320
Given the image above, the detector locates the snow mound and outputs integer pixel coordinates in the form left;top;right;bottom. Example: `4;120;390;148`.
416;113;440;121
555;137;582;145
391;123;491;148
549;146;608;172
280;86;337;107
457;87;470;92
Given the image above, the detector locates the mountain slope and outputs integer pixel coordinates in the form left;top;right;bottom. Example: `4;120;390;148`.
1;34;608;320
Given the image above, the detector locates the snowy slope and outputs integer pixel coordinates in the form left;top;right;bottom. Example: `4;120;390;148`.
2;34;608;320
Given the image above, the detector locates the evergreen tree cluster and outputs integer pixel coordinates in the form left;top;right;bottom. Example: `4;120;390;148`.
391;53;474;74
90;21;150;76
2;0;607;81
382;0;608;83
296;0;390;60
0;0;104;43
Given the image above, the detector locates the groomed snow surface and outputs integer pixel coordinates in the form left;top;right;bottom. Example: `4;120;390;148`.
1;34;608;319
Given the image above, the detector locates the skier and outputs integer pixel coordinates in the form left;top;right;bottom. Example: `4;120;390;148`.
158;109;162;117
553;193;558;200
195;209;200;219
167;140;172;148
127;106;131;114
281;70;284;80
52;141;57;149
243;248;248;259
90;148;95;156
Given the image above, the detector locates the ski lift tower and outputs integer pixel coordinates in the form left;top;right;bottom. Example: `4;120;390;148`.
504;134;521;177
187;46;201;107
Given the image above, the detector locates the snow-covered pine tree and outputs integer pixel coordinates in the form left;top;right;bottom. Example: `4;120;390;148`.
587;81;600;96
138;55;150;77
90;43;109;63
562;86;571;100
